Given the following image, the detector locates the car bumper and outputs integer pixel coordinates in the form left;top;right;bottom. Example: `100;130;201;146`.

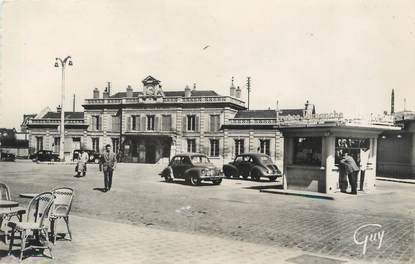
263;173;282;178
200;175;224;181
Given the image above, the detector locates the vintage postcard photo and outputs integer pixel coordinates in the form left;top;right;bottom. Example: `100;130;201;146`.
0;0;414;263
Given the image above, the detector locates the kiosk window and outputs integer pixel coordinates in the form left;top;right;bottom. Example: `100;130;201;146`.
293;137;322;166
335;138;369;164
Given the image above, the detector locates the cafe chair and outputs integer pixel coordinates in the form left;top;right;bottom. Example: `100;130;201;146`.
8;192;55;261
49;187;74;243
0;183;26;243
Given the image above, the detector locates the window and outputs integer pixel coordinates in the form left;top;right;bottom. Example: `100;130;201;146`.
335;138;370;164
53;137;60;153
191;155;210;164
132;115;140;130
234;139;245;156
112;116;120;132
147;115;155;130
187;139;196;153
293;137;322;166
92;115;101;131
112;138;119;153
36;137;43;151
210;139;220;157
259;139;271;156
92;138;100;153
162;115;172;131
187;115;196;131
210;115;220;132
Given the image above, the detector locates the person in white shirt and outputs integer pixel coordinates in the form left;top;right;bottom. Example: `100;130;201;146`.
359;148;370;191
76;150;89;177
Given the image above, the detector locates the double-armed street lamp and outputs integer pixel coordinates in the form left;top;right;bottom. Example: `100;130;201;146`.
54;56;73;161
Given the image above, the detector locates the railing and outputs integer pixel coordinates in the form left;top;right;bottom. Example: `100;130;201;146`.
28;119;86;125
84;96;245;107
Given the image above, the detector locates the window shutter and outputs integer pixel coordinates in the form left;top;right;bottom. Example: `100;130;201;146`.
155;116;159;131
209;115;213;132
195;115;199;132
99;116;103;131
136;115;140;131
141;116;146;131
127;116;132;131
182;116;187;132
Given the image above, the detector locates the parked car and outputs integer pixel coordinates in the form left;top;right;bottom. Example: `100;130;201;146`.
30;150;60;162
72;150;101;163
160;153;224;186
223;153;282;181
0;151;16;162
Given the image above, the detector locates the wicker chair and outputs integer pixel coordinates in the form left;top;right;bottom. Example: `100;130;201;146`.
0;183;26;243
49;187;74;243
8;192;55;261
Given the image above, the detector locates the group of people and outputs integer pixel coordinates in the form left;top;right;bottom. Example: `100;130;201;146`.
75;144;117;192
338;148;370;195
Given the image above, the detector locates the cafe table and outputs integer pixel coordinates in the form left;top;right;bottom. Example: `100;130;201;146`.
0;200;19;208
19;193;38;199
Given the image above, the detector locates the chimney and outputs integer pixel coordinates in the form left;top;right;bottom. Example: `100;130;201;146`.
230;77;236;97
103;87;109;99
126;85;133;97
235;86;241;98
193;83;196;90
391;89;395;114
93;88;100;99
185;85;191;97
57;105;62;113
107;82;111;96
73;94;76;112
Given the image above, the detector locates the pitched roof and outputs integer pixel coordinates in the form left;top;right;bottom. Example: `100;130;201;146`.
234;109;305;118
42;112;84;119
110;90;219;98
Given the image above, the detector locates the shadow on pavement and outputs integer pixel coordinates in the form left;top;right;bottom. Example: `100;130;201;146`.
92;187;106;192
244;184;283;190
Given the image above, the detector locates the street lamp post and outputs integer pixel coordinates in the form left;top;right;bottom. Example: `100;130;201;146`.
54;56;73;161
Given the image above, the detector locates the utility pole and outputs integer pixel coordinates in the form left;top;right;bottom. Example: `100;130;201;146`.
73;94;76;112
246;77;251;110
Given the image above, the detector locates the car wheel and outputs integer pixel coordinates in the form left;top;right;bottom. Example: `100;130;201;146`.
224;168;232;178
252;170;261;181
212;179;222;185
164;169;173;183
269;176;277;182
189;175;200;186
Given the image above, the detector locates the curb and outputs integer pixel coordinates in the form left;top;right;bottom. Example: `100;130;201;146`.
259;189;335;200
376;177;415;184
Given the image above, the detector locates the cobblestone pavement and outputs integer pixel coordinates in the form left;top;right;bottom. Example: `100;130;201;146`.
0;215;369;264
0;161;414;263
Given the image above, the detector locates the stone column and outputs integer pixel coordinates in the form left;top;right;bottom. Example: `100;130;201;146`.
323;135;336;194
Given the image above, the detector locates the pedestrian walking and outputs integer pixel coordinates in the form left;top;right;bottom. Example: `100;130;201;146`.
76;149;89;177
99;144;117;192
359;148;370;191
340;152;360;195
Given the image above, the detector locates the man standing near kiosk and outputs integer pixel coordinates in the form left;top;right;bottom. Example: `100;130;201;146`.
340;152;360;195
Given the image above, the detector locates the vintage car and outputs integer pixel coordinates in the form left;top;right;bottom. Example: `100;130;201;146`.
30;150;60;162
223;153;282;181
72;149;102;163
160;153;224;186
0;151;16;162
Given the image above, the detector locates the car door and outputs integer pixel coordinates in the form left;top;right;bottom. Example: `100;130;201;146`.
239;155;252;177
172;156;188;178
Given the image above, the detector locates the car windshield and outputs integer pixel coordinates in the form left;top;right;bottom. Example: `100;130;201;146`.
191;155;210;164
259;155;273;163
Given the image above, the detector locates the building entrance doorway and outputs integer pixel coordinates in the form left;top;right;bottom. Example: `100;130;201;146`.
123;135;172;164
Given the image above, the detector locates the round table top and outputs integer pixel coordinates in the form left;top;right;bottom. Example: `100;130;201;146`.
0;200;19;208
19;193;38;199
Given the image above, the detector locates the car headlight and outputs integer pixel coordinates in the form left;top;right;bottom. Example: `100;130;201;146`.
201;169;207;176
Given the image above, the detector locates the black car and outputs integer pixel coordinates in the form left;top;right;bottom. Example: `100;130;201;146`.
30;150;60;162
160;153;224;186
72;150;101;163
0;151;15;162
223;153;281;181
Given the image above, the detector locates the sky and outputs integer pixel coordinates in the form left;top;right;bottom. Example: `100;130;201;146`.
1;0;415;129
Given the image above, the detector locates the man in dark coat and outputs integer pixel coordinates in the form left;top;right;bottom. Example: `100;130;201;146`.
340;152;360;195
99;144;117;192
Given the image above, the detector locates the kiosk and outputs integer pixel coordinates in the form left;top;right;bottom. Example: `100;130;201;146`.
279;122;400;194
